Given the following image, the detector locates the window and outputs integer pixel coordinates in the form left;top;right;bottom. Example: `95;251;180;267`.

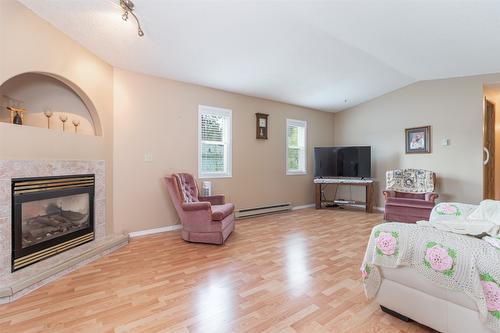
198;105;232;178
286;119;307;175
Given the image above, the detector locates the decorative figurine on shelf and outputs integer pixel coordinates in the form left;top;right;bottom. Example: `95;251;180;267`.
13;111;22;125
59;114;68;131
6;106;27;125
72;119;80;133
43;109;53;129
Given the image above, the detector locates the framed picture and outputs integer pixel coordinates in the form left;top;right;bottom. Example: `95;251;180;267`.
405;126;431;154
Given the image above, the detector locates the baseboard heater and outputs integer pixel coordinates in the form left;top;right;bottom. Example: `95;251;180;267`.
235;203;292;218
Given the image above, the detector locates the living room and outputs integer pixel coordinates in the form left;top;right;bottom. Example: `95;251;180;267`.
1;1;499;332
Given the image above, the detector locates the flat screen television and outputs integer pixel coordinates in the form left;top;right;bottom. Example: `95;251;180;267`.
314;146;371;178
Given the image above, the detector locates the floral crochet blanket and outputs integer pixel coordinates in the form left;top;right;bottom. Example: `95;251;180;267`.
422;202;500;237
361;222;500;332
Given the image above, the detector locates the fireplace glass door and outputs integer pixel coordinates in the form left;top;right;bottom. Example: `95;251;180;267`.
21;193;90;248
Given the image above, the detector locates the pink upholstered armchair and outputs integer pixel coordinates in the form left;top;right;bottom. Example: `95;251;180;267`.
165;173;235;244
383;169;438;223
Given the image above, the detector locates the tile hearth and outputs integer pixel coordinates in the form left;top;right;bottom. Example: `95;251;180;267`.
0;160;128;303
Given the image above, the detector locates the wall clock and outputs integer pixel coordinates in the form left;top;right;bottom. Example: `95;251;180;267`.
255;113;269;139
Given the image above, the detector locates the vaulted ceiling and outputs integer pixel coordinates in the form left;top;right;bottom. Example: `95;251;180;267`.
20;0;500;112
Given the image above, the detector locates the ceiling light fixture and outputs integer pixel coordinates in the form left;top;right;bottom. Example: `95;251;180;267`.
120;0;144;37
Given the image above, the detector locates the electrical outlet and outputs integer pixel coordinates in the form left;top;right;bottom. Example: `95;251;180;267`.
144;153;153;162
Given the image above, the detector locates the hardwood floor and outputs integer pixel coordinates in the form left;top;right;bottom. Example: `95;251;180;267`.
0;209;433;333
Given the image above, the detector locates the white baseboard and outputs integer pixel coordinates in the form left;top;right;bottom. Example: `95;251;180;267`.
129;224;182;238
292;204;315;210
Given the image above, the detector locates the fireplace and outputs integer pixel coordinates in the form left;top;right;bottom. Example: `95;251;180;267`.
11;175;95;271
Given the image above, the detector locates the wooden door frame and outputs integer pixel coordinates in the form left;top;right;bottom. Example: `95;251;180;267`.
484;98;495;199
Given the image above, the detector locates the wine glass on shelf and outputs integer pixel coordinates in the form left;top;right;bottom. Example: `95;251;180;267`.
72;119;80;133
43;108;53;129
59;113;68;131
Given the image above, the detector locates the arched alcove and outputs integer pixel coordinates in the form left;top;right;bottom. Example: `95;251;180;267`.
0;72;102;136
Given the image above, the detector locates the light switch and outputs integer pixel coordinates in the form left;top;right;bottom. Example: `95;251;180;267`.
144;153;153;162
441;139;449;146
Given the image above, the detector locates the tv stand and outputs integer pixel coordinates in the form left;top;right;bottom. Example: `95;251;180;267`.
314;178;375;213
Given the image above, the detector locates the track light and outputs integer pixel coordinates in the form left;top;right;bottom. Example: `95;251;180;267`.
119;0;144;37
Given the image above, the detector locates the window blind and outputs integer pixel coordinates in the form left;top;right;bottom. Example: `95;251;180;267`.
199;106;232;178
286;119;307;174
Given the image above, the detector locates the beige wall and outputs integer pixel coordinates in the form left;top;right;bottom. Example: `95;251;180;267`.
7;0;500;235
113;68;335;233
0;1;114;232
3;1;335;236
334;74;500;208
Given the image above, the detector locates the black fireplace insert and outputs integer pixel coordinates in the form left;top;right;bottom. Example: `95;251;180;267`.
11;174;95;271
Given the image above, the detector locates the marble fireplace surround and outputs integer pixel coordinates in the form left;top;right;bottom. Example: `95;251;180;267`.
0;160;128;303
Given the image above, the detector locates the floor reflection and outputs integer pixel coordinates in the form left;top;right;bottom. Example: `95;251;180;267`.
194;274;234;332
285;233;310;296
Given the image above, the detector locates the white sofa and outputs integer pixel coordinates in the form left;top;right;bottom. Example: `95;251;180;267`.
376;266;491;333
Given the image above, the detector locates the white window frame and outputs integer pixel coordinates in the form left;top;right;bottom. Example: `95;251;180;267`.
198;105;232;179
286;119;307;175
